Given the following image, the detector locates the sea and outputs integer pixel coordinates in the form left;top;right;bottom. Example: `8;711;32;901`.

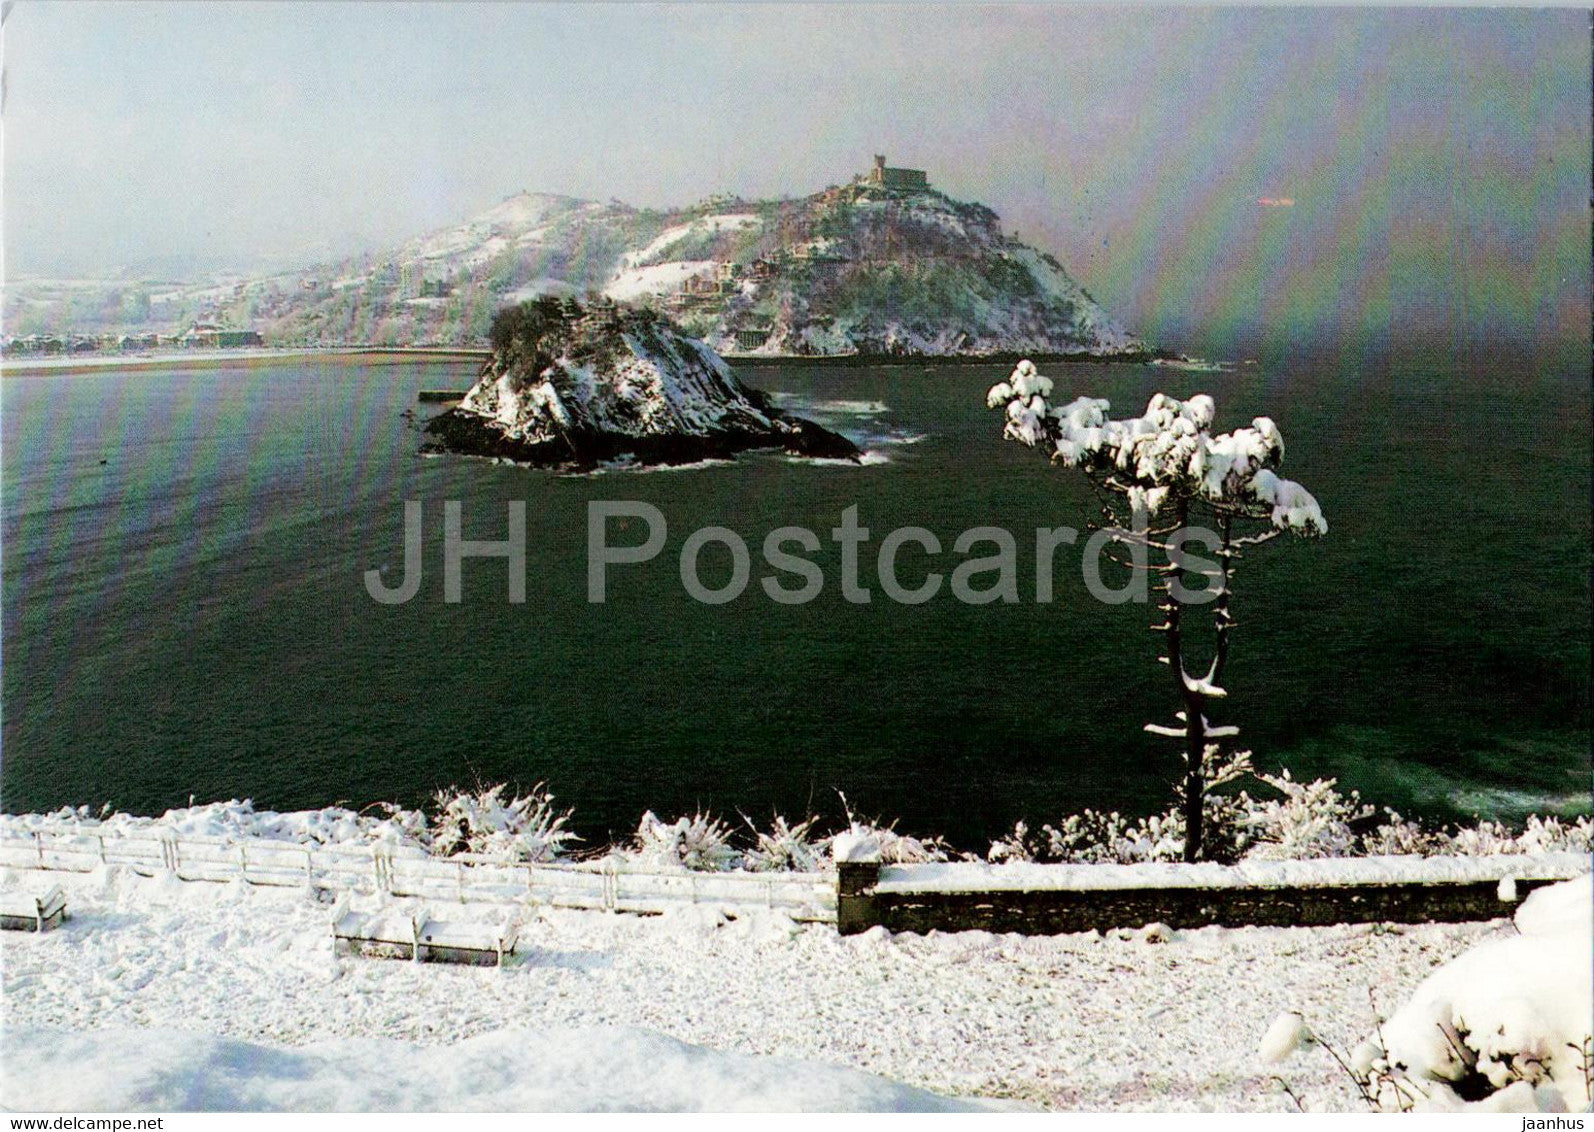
2;351;1588;848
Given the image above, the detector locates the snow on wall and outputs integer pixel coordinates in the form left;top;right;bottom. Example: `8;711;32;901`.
874;854;1591;894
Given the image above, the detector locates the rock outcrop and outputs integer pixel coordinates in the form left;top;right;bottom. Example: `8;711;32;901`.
421;298;859;470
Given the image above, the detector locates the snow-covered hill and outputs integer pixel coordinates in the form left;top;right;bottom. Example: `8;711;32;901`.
178;171;1145;357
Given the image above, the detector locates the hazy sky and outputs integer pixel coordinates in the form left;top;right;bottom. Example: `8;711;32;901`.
5;3;1589;354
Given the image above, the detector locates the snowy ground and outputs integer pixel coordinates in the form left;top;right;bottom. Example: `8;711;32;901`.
0;865;1513;1111
7;1024;983;1112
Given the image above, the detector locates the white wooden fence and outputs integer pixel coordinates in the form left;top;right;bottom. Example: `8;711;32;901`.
0;828;837;923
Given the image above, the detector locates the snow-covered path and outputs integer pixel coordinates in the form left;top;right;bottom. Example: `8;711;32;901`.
2;867;1504;1111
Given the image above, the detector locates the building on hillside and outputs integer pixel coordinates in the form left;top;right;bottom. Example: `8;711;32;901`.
862;154;929;191
179;322;264;349
733;326;773;352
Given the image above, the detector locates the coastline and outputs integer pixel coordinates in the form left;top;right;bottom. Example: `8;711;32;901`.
0;345;490;378
723;348;1155;368
1;345;1169;378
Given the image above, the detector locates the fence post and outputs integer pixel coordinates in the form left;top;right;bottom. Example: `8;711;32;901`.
159;834;181;875
836;861;882;936
602;860;618;911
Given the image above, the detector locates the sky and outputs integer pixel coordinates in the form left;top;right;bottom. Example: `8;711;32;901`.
4;3;1590;355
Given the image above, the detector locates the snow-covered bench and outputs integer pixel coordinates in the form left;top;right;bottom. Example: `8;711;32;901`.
332;899;423;961
332;898;518;967
0;885;66;932
415;911;519;968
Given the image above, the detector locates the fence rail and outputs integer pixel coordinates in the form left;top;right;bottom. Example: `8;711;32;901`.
0;830;837;923
10;830;1583;938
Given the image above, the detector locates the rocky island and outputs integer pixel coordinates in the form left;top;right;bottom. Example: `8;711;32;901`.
421;297;860;470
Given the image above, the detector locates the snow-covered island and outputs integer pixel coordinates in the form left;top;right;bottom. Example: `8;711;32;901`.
421;297;860;470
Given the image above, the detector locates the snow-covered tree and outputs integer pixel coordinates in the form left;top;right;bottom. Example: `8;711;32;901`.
987;360;1327;860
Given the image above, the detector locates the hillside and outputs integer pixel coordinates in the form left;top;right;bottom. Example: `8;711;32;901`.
13;163;1145;358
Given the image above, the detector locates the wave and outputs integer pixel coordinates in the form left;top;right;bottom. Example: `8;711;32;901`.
806;398;889;416
578;457;738;477
791;450;894;467
867;430;927;447
769;394;890;419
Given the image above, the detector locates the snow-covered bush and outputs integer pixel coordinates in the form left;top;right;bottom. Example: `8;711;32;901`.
743;814;825;873
1360;811;1451;857
1043;809;1179;864
1358;877;1592;1111
987;820;1041;863
0;799;432;850
1008;750;1257;864
1041;793;1256;865
1244;772;1374;860
426;782;578;862
9;778;1586;870
1267;878;1593;1112
828;821;949;865
368;801;432;847
1511;814;1594;855
825;795;951;865
1444;814;1594;857
1358;811;1592;859
625;810;741;872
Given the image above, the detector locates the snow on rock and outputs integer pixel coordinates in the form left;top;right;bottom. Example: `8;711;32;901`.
1365;876;1592;1112
4;1024;983;1112
422;300;859;470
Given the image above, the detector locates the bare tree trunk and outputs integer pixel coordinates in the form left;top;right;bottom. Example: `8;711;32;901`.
1161;498;1207;862
1180;682;1206;862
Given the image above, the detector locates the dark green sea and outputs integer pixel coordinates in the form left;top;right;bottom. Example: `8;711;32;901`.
3;353;1588;847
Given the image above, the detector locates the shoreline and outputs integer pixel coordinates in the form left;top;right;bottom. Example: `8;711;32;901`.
1;345;1163;378
0;345;490;378
723;348;1156;368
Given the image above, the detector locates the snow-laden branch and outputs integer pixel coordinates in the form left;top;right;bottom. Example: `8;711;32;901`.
1144;714;1240;740
988;360;1327;536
